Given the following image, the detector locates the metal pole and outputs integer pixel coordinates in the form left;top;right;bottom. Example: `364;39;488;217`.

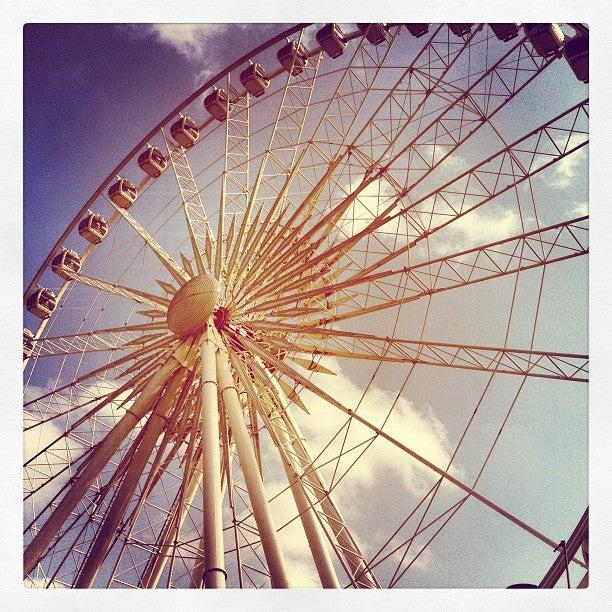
141;454;204;588
555;540;571;588
200;323;226;588
75;370;187;587
24;355;180;577
215;342;291;588
190;461;231;589
250;366;339;588
281;405;380;588
539;508;588;587
268;404;340;587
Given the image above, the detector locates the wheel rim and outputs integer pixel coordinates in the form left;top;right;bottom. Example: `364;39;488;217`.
24;23;588;588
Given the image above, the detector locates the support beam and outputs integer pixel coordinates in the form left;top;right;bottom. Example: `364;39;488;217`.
539;508;589;588
108;199;190;284
190;452;232;589
247;322;589;383
215;338;291;588
24;354;181;577
199;323;226;588
232;353;340;588
268;409;340;588
164;137;209;275
141;455;204;588
280;398;380;588
75;369;187;587
70;273;170;309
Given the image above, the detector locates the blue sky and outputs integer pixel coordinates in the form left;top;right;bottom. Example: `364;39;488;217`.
22;22;590;591
24;24;295;280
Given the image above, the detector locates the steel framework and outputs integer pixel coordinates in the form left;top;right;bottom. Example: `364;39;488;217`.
24;23;588;589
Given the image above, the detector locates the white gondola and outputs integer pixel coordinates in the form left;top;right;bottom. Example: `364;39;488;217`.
563;35;588;83
204;88;232;122
523;23;564;57
404;24;430;38
316;24;347;58
78;211;108;244
138;145;167;177
170;116;200;148
51;248;82;280
26;287;57;319
240;63;270;97
357;23;389;45
449;24;473;37
23;328;34;360
490;24;521;42
277;40;308;76
108;177;138;210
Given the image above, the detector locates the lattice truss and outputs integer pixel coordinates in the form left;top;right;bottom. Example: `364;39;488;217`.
24;24;588;589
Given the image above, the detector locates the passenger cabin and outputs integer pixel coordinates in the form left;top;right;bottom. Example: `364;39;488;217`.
523;23;564;57
27;287;57;319
240;63;270;97
564;35;588;83
404;24;430;38
316;24;347;58
138;146;167;177
23;328;34;360
490;24;521;42
108;178;138;210
204;88;232;122
78;212;108;244
51;248;82;280
171;116;200;148
357;23;389;45
277;40;308;76
449;24;473;37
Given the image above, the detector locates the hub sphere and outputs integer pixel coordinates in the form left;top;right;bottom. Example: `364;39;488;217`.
166;273;220;337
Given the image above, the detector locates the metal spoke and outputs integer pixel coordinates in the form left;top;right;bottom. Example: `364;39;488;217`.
25;23;588;589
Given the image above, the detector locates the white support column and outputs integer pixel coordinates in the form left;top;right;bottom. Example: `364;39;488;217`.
141;455;204;588
215;343;291;588
190;453;232;589
24;354;180;578
237;356;339;588
199;323;226;588
76;369;187;588
266;399;340;588
282;404;380;588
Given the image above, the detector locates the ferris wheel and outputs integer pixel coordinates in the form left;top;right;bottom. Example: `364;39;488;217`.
23;23;589;589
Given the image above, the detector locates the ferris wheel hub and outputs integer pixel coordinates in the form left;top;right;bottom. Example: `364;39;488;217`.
166;273;220;337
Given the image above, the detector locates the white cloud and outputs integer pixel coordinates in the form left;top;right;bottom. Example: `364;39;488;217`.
238;356;458;586
143;24;251;84
412;144;468;176
337;148;468;244
24;407;63;464
292;358;461;500
268;481;321;587
432;206;522;256
549;148;586;189
147;24;235;59
390;542;434;572
265;358;464;582
339;178;398;237
570;201;588;217
24;380;136;510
